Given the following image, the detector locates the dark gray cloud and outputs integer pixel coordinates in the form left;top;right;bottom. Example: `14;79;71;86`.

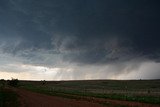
0;0;160;79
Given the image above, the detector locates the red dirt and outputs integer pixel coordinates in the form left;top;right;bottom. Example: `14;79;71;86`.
13;88;160;107
14;88;105;107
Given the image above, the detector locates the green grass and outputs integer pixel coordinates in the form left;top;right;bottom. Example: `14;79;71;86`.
0;88;19;107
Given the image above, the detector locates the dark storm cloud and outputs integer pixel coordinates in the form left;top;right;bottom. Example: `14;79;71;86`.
0;0;160;66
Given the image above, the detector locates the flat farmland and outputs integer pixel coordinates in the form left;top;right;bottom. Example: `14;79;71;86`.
17;80;160;106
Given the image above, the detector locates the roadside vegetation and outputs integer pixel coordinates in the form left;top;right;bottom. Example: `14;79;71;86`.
19;80;160;104
0;79;19;107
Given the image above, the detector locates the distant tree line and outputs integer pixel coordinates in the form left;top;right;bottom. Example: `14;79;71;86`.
0;78;19;87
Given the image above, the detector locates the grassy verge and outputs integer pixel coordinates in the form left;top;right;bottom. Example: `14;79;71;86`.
20;84;160;104
0;88;19;107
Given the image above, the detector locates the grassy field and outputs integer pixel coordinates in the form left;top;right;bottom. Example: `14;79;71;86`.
19;80;160;104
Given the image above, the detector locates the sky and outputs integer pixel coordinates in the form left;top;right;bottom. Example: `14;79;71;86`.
0;0;160;80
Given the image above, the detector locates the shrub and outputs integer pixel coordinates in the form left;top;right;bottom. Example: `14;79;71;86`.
8;79;19;87
41;80;47;85
0;79;6;88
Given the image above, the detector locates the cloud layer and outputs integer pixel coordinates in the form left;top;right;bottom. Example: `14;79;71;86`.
0;0;160;80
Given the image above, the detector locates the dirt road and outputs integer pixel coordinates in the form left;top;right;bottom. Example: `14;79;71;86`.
14;88;105;107
13;88;160;107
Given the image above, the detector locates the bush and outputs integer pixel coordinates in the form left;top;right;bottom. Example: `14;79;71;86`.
41;80;47;85
0;79;6;88
8;79;19;87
